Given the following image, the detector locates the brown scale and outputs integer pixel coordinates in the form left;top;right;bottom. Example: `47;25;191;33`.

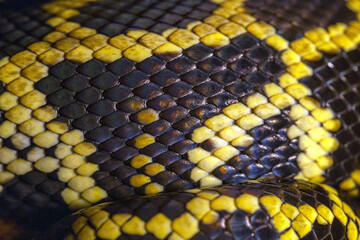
68;0;219;35
36;24;296;194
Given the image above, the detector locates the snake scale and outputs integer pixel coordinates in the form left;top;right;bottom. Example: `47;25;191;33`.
1;0;360;239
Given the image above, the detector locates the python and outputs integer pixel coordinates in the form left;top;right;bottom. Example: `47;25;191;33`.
0;0;360;239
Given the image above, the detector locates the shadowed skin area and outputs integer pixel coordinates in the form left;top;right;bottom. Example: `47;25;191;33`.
1;0;360;239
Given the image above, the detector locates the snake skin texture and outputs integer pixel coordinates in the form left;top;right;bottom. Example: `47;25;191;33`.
40;181;360;240
1;0;360;239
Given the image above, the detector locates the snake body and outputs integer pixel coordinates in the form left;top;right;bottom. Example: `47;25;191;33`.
1;0;360;239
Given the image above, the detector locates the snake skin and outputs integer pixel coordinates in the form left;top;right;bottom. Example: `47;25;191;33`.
0;0;360;239
40;181;359;240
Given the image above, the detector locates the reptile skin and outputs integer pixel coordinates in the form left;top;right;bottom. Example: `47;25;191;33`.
1;0;360;239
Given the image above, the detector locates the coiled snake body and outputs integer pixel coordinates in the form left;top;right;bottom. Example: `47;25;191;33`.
1;0;360;239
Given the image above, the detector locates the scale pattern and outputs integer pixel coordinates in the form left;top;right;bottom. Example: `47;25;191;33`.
41;181;360;240
0;1;55;58
0;0;305;225
243;0;360;201
244;0;356;41
301;48;360;197
240;0;360;192
0;0;360;239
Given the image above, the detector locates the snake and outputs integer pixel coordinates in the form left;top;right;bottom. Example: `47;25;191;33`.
1;0;360;239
